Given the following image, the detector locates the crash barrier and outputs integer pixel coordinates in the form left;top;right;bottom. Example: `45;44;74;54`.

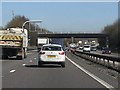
75;50;120;72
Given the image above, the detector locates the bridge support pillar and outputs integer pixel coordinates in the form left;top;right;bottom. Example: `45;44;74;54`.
71;37;74;43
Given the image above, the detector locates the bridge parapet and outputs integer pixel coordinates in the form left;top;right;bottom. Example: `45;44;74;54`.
38;33;108;38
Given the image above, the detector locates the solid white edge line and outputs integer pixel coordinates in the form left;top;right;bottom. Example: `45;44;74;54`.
66;56;115;89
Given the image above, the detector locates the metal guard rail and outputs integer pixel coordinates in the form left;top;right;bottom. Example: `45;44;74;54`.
75;50;120;72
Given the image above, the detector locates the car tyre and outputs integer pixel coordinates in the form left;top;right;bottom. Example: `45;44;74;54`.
61;62;65;68
17;56;22;60
38;61;43;67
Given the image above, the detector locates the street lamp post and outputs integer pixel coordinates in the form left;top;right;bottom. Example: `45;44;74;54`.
22;20;42;31
22;20;42;46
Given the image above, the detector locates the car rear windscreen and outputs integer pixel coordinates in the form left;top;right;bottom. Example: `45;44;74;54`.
42;46;62;51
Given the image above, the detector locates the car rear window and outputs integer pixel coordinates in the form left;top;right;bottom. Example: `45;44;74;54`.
42;46;62;51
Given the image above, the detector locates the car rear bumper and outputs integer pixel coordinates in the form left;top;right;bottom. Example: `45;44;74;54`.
39;57;65;62
39;61;65;64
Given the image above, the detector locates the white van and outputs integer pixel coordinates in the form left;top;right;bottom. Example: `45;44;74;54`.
83;45;91;53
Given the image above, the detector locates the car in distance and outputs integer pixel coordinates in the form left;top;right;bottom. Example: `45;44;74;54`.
69;43;77;53
102;47;111;54
38;44;65;67
83;45;91;53
91;46;97;51
79;46;83;50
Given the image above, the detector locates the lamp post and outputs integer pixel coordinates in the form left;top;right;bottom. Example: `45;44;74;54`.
22;20;42;46
22;20;42;31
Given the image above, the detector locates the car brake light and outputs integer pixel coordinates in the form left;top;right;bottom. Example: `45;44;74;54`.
39;52;45;54
59;52;65;55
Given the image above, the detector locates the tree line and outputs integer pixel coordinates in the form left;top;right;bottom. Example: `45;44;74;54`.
98;19;119;52
1;15;51;46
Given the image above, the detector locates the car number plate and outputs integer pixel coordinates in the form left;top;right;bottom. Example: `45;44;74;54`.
47;55;56;58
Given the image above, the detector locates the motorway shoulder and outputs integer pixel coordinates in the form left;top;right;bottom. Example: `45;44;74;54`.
66;52;119;89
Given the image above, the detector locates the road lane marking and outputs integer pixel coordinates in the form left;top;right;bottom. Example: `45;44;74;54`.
22;64;26;66
10;70;16;73
66;56;115;90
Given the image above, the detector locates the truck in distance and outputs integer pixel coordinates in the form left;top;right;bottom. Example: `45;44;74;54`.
37;38;49;51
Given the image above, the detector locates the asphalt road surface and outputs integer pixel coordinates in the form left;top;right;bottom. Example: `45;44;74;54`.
1;50;119;89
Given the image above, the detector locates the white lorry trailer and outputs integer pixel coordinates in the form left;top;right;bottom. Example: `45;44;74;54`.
37;38;49;51
0;28;28;59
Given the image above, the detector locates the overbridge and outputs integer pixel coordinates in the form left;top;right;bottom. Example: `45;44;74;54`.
38;33;108;38
38;33;109;47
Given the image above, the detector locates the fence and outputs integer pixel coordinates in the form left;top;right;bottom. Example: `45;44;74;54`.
75;50;120;72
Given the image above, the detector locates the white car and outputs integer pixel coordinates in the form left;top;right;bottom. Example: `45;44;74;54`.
38;44;65;67
79;46;83;50
83;45;91;52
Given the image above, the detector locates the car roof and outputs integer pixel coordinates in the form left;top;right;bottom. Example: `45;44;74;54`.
42;44;62;47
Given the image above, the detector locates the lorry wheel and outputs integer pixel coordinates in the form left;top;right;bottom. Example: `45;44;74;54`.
24;51;27;58
17;56;22;60
17;48;24;60
17;55;24;60
24;48;27;58
21;48;25;59
22;51;25;59
17;51;24;60
38;61;43;67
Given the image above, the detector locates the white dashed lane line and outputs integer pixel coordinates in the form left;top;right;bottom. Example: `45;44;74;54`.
10;70;16;73
22;64;26;66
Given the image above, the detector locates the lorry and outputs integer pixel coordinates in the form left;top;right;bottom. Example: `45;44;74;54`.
37;38;49;51
0;28;28;59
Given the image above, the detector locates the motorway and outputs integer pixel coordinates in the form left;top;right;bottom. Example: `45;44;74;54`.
1;50;119;89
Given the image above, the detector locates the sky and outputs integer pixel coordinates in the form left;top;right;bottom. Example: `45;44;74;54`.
1;1;118;33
